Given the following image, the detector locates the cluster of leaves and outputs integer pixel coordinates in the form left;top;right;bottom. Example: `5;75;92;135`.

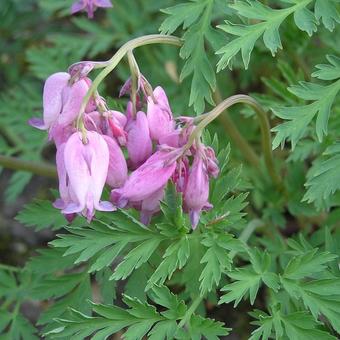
1;141;248;338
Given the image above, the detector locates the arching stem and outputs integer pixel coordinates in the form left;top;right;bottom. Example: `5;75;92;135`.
76;34;182;130
185;95;283;190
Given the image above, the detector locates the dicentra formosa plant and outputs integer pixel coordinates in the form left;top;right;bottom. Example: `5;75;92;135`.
29;34;281;229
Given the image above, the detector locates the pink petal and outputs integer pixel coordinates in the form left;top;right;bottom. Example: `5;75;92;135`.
147;86;174;142
126;111;152;168
63;132;91;212
71;0;86;14
85;132;110;211
28;118;47;130
58;79;90;126
95;0;113;8
43;72;70;128
103;136;128;188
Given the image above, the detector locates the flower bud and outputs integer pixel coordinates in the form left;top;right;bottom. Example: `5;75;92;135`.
147;86;175;142
140;187;165;225
184;151;211;229
103;135;128;188
126;111;152;169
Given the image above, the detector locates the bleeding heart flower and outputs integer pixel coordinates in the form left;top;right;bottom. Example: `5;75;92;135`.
126;111;152;169
111;148;181;208
147;86;175;142
184;148;213;229
29;72;70;130
61;131;115;221
103;135;128;188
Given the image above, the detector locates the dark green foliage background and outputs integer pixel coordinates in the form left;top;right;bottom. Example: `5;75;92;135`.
0;0;339;339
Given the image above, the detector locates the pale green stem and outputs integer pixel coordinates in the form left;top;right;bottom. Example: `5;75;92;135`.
76;34;182;131
0;263;21;272
0;155;57;178
127;50;140;116
186;95;283;190
178;295;203;329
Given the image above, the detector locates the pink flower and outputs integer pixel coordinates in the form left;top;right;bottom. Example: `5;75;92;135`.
184;150;212;229
71;0;113;18
140;187;165;225
111;148;181;208
126;111;152;169
29;73;94;144
58;77;93;127
61;131;115;221
29;72;70;130
103;135;128;188
53;143;77;223
147;86;175;142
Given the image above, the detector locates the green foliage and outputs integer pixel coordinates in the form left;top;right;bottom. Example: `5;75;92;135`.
160;0;223;113
219;249;280;306
216;0;337;71
16;199;67;230
272;55;340;149
303;143;340;208
47;285;229;339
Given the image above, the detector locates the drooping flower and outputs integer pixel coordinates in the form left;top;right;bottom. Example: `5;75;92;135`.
58;77;93;127
126;110;152;169
29;72;70;130
184;149;213;229
71;0;113;18
140;187;165;225
147;86;175;142
61;131;115;221
103;135;128;188
29;73;94;144
53;143;77;223
111;148;181;208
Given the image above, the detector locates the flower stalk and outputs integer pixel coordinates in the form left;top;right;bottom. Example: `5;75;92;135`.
185;95;283;190
76;34;182;128
0;155;57;178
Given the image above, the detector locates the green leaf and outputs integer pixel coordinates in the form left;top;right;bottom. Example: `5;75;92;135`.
250;310;336;340
160;0;218;113
272;55;340;148
149;285;187;319
219;249;279;306
188;315;230;340
199;233;241;295
50;211;162;273
282;278;340;333
16;199;67;230
314;0;340;31
283;249;337;280
216;0;314;70
110;238;162;280
303;143;340;207
146;236;190;289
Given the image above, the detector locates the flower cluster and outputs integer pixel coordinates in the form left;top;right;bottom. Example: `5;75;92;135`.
29;65;219;229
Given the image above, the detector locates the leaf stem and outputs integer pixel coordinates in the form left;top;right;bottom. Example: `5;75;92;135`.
0;155;57;178
178;295;203;329
0;263;21;272
186;95;283;190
